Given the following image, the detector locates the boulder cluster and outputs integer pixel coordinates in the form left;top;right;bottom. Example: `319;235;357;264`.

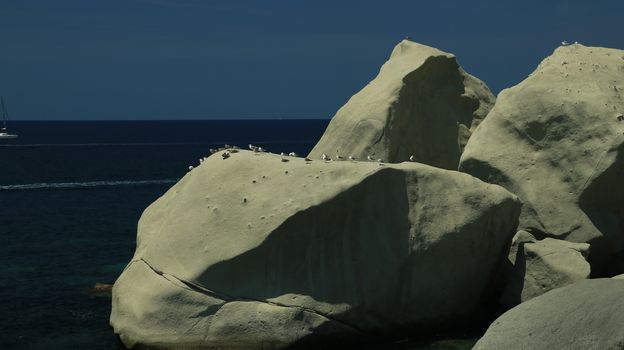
111;40;624;349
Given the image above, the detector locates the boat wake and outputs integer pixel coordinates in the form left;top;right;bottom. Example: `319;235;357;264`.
0;140;314;148
0;142;215;147
0;179;178;191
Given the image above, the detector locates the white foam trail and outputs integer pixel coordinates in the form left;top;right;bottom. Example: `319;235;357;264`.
0;140;312;148
0;179;178;191
0;142;216;147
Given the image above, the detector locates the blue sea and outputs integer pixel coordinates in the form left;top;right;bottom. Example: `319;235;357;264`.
0;120;478;350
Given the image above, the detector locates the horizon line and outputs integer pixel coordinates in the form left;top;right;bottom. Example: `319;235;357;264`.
10;117;332;122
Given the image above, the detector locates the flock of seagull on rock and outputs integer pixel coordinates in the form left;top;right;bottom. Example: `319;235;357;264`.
187;144;418;171
560;41;579;46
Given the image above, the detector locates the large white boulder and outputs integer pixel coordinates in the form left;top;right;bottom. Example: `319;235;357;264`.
474;279;624;350
309;40;495;169
111;150;520;348
460;44;624;276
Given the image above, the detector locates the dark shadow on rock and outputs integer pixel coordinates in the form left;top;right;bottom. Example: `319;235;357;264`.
578;142;624;277
498;243;526;307
389;55;468;169
196;167;411;336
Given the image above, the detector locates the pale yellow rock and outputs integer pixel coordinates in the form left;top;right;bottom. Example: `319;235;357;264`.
112;150;521;348
500;232;591;305
460;44;624;275
309;40;495;168
111;260;360;349
475;279;624;350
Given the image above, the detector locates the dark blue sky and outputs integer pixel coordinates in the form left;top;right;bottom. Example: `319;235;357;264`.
1;0;622;120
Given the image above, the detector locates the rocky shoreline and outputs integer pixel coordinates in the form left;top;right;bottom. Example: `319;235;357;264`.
110;40;624;349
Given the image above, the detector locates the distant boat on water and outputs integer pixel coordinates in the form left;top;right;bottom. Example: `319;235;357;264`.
0;96;18;139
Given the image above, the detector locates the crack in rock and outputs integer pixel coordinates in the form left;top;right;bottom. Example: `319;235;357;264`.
136;258;381;340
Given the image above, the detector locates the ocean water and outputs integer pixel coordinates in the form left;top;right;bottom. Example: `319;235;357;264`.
0;120;478;349
0;120;329;350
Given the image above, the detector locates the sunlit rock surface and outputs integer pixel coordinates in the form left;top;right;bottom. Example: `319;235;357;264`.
111;150;520;348
309;40;495;168
474;279;624;350
460;44;624;276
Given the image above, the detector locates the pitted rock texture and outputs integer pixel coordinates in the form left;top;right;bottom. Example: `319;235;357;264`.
111;150;520;349
460;44;624;276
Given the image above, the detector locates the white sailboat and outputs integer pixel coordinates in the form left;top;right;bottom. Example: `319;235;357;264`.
0;96;18;139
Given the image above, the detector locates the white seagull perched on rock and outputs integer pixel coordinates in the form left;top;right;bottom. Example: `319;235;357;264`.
367;155;374;161
561;40;570;46
322;153;330;161
188;165;194;170
409;155;415;162
348;156;357;161
289;152;297;157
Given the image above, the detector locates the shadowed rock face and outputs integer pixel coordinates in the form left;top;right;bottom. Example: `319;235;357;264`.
111;150;520;349
460;44;624;276
308;40;495;168
474;279;624;350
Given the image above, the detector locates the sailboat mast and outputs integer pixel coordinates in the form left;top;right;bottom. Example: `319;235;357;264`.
1;96;6;130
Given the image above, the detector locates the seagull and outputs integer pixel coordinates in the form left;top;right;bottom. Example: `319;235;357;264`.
289;152;297;157
199;158;204;164
336;154;344;161
409;155;415;162
348;156;356;161
322;153;330;161
224;144;232;149
248;144;255;150
367;155;374;161
280;152;286;156
188;165;194;170
377;158;384;163
258;147;265;152
209;148;216;154
304;157;312;162
561;41;570;46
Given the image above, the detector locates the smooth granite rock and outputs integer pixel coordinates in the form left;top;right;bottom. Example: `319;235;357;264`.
460;44;624;276
474;279;624;350
309;40;495;168
500;231;591;306
111;150;520;349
